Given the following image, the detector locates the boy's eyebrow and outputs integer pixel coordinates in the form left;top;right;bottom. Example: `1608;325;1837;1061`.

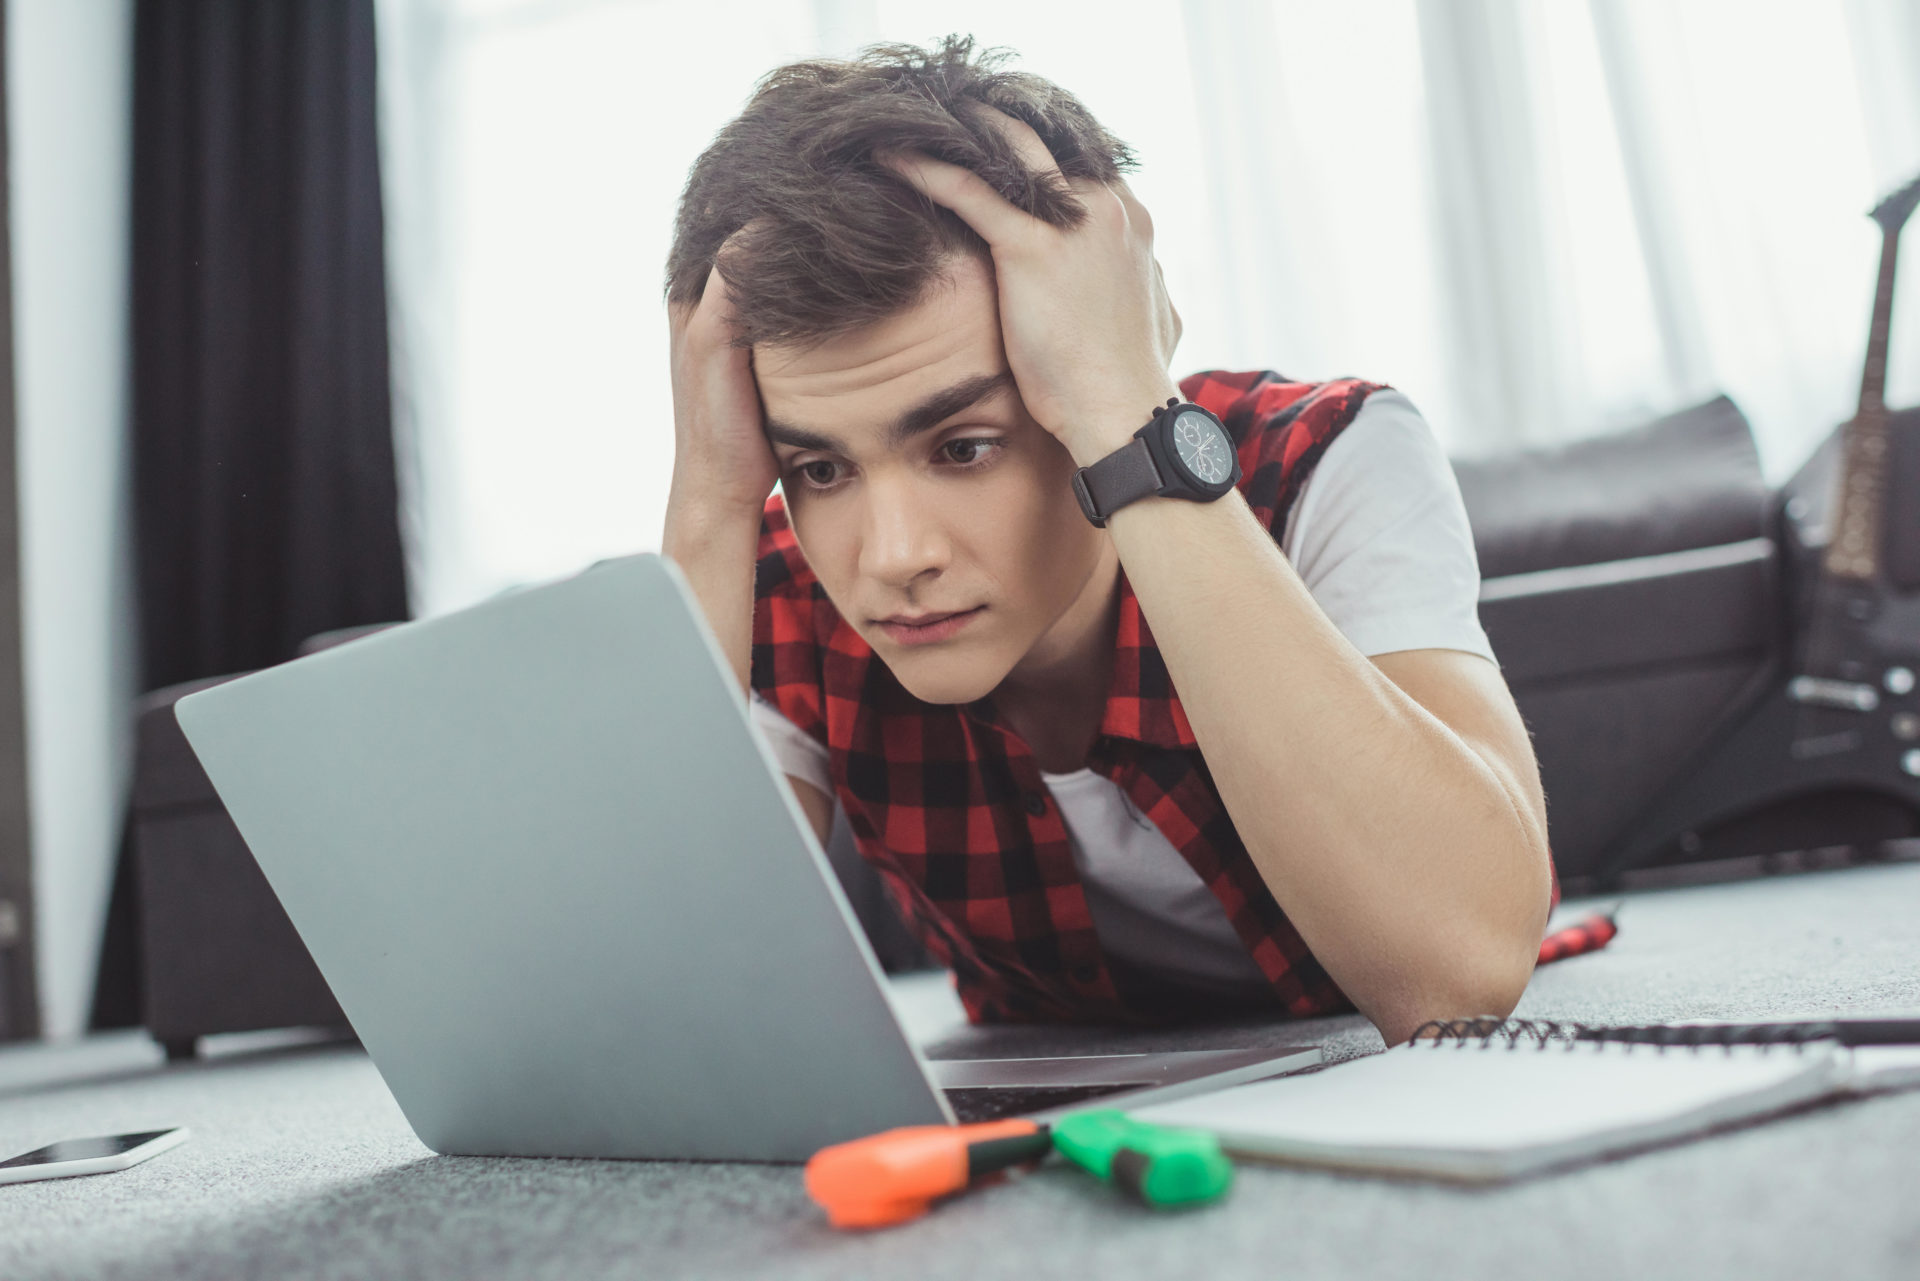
763;371;1016;454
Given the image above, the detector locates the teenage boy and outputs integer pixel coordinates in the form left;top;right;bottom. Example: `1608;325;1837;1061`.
660;37;1556;1045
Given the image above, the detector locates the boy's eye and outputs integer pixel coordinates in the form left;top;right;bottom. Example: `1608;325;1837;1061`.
789;437;1000;491
942;438;998;464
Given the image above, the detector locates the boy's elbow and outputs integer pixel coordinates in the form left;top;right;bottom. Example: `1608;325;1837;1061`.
1364;845;1552;1046
1371;937;1538;1047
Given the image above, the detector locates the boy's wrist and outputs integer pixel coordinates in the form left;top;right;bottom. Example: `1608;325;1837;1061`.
662;481;767;555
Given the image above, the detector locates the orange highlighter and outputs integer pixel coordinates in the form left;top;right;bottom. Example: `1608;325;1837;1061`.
805;1119;1052;1229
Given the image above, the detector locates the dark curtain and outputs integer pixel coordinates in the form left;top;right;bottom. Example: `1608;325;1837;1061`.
131;0;407;691
94;0;408;1029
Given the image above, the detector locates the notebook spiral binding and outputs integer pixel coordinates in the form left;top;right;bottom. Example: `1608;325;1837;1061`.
1407;1017;1844;1051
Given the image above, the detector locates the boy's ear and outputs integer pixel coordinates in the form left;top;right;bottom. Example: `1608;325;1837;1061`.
1155;258;1183;357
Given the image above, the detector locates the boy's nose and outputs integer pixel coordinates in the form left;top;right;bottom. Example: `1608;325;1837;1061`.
858;481;949;588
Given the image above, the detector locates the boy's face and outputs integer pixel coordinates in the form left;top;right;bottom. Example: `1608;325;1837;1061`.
754;252;1114;705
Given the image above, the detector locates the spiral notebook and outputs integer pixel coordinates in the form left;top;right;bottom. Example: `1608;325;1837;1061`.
1128;1018;1920;1183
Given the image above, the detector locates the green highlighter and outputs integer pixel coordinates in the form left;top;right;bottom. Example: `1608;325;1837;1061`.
1049;1110;1234;1208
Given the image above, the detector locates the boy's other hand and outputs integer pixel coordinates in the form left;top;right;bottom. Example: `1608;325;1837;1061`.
668;255;780;519
876;104;1184;467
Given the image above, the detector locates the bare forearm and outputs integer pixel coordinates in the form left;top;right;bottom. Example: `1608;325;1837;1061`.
1105;489;1552;1042
661;487;764;698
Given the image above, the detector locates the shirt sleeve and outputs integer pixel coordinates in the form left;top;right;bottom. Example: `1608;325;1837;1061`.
1278;389;1497;664
749;689;833;795
748;493;838;793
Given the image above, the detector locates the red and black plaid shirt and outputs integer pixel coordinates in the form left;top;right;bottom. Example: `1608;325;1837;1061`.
751;369;1554;1024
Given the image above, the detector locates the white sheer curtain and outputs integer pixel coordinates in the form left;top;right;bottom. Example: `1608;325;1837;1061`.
376;0;1920;619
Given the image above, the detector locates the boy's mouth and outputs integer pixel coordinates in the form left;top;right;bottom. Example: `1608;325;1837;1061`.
874;606;986;646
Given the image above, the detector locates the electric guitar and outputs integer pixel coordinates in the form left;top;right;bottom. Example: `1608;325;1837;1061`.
1589;172;1920;885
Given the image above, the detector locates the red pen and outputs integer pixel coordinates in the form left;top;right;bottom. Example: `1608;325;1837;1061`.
1537;908;1618;964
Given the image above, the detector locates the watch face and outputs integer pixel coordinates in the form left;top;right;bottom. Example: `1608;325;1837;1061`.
1171;409;1235;486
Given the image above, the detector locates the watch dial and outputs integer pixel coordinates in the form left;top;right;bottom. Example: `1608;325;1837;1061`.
1172;410;1234;485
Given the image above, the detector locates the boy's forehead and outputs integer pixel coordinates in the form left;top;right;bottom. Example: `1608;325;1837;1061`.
752;255;1013;449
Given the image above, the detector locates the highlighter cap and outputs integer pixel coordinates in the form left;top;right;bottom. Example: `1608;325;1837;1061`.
1051;1109;1233;1208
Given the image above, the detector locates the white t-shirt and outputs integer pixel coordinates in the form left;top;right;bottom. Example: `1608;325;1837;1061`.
749;388;1493;996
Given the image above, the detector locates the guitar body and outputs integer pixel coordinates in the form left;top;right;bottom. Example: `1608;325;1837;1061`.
1589;539;1920;882
1587;177;1920;886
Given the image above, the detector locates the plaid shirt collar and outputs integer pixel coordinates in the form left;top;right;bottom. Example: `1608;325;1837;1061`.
953;572;1197;752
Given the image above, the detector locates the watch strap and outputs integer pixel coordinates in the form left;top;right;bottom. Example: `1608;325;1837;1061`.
1071;437;1162;528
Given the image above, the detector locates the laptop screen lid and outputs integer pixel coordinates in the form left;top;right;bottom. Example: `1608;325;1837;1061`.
174;553;954;1162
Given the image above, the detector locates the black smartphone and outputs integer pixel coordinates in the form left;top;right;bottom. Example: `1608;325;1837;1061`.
0;1128;189;1184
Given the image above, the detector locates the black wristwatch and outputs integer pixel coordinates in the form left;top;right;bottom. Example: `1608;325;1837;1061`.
1070;398;1242;528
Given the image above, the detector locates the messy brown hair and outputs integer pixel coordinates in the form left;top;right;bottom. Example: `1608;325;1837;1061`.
663;34;1137;348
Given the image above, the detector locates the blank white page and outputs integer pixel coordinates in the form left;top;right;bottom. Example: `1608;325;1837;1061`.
1129;1041;1845;1181
1849;1045;1920;1093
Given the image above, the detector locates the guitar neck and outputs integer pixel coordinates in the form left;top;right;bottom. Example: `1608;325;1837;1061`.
1823;225;1901;582
1858;228;1899;417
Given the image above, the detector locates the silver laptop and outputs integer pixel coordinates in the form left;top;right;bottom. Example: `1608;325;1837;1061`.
173;553;1319;1162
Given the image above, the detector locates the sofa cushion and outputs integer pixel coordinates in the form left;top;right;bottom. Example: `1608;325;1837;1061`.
1456;395;1776;686
1454;394;1767;578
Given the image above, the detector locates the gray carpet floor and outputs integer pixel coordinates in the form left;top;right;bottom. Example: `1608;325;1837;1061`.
4;851;1919;1281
